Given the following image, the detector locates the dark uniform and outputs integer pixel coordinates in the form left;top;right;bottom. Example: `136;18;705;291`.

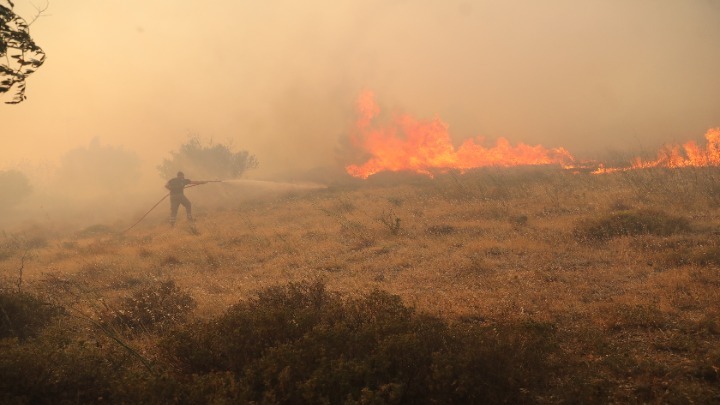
165;172;193;226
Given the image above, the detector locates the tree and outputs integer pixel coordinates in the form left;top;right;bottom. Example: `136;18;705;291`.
1;0;46;104
0;169;32;209
158;137;259;180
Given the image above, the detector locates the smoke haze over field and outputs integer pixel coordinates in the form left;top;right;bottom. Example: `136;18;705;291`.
3;0;720;183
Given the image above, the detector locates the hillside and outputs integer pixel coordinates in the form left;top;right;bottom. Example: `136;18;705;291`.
1;166;719;403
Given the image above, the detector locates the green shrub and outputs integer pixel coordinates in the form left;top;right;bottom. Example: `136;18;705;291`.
573;209;691;242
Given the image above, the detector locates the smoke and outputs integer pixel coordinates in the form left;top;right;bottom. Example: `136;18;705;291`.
2;0;720;224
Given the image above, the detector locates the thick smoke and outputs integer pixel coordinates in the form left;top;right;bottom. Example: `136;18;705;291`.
2;0;720;227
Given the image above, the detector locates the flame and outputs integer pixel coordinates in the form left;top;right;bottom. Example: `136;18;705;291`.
345;91;576;179
592;128;720;174
345;91;720;178
631;128;720;169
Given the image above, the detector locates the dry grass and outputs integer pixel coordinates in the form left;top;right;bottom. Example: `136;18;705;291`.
2;166;720;402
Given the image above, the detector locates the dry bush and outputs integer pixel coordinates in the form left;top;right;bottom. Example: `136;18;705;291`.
0;233;47;262
161;280;560;403
631;234;720;267
425;224;455;235
0;290;63;340
378;209;402;235
103;279;196;334
573;209;691;243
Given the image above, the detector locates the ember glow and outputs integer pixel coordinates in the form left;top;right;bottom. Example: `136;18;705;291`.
346;91;576;179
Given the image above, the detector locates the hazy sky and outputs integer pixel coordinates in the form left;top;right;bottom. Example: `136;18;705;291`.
3;0;720;179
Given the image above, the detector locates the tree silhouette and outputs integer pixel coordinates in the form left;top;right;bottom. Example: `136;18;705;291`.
158;137;259;180
1;0;46;104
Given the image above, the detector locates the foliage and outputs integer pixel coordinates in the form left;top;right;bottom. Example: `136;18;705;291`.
162;280;560;403
0;169;31;209
0;327;156;404
157;137;259;180
103;279;196;334
0;0;45;104
573;209;691;242
0;290;62;340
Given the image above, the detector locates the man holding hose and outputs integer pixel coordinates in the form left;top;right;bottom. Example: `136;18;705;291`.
165;171;207;226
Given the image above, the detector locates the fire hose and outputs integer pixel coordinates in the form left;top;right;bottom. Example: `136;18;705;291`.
121;180;222;234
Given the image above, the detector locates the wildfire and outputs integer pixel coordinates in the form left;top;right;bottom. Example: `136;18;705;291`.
345;91;720;178
592;128;720;174
345;91;576;179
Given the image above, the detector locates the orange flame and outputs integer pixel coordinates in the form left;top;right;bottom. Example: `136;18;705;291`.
346;91;576;179
631;128;720;169
592;128;720;174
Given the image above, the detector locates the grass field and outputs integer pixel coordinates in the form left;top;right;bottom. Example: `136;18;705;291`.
2;166;719;403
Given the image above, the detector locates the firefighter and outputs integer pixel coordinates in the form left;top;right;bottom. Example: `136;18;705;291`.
165;171;206;226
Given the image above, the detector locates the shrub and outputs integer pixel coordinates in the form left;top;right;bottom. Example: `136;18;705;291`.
0;328;159;404
0;290;63;340
426;224;455;235
379;209;402;235
573;209;691;242
104;279;196;334
0;281;563;403
430;320;559;404
162;280;560;403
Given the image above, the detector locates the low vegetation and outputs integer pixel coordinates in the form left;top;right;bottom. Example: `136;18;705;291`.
573;208;691;242
1;166;719;403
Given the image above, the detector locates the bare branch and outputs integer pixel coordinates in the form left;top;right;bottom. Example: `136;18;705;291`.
25;0;49;26
15;248;28;291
